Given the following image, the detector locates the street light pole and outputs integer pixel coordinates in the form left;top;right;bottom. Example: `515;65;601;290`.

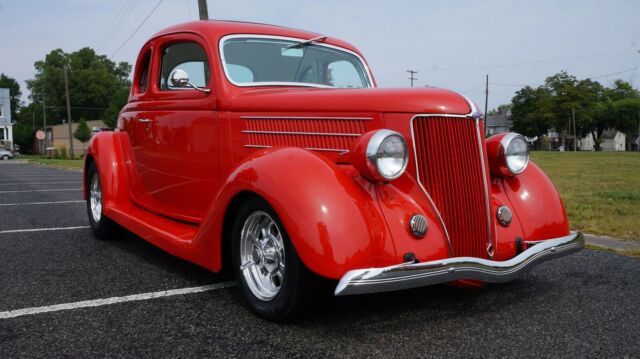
64;66;75;159
41;92;46;159
572;107;577;152
198;0;209;20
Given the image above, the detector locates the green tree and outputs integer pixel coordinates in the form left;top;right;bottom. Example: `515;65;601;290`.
488;104;512;116
26;47;131;128
73;118;92;155
509;86;553;148
0;73;22;119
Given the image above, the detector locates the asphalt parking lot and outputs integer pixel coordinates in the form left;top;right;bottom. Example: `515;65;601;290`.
0;162;639;358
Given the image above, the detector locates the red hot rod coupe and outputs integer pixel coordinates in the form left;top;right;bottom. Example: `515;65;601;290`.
84;20;583;320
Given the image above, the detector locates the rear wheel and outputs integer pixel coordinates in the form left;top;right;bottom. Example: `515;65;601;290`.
86;162;124;240
232;197;313;321
1;155;8;160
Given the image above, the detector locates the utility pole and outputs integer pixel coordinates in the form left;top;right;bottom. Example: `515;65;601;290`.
484;74;489;120
198;0;209;20
572;107;577;152
41;92;46;158
407;70;418;87
63;66;75;159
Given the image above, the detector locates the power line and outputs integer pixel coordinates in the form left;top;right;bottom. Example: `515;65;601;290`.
487;67;638;89
463;84;485;94
111;0;165;58
420;49;638;72
588;67;638;79
95;0;130;49
98;0;139;52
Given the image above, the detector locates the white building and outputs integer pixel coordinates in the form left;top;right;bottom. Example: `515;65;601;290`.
578;130;626;151
0;88;13;150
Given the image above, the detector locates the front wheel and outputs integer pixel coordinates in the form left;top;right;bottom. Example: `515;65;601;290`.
232;197;314;321
86;162;124;240
1;155;8;160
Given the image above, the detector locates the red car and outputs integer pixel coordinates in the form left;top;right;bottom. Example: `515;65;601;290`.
84;20;583;320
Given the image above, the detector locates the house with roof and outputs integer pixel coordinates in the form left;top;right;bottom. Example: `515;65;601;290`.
578;130;626;151
486;112;512;136
0;88;13;150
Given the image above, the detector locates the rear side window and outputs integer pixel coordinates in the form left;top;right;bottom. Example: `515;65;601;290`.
159;42;210;90
138;50;151;93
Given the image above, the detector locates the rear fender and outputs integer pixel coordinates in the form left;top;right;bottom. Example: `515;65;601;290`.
195;147;395;279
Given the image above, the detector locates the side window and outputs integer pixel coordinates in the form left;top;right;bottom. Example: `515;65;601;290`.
138;50;151;93
327;60;364;88
160;41;210;90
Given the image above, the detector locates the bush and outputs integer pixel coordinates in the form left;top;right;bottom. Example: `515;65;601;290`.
54;145;68;159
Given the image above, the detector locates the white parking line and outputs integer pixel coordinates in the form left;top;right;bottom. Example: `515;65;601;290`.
0;282;236;319
0;226;90;234
0;188;81;194
0;200;85;206
0;182;81;186
0;177;81;181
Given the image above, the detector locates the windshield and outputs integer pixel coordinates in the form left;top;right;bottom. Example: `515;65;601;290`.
221;36;372;88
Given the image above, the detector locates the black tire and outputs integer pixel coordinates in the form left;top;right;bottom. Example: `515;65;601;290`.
232;197;315;321
1;155;8;160
86;161;124;240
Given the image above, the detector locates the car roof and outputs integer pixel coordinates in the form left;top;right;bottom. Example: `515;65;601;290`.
150;20;360;54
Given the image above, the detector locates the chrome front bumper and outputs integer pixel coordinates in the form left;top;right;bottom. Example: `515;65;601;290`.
334;232;584;296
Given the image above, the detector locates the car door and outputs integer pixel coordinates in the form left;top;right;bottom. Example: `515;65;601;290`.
129;33;219;223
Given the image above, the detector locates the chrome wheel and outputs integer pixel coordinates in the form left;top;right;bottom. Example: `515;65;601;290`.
239;211;286;301
89;174;102;223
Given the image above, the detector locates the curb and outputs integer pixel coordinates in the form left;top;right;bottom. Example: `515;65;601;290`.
584;233;640;256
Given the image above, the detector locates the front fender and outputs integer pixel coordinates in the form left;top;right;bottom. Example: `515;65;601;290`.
199;147;396;279
84;131;129;215
502;162;570;241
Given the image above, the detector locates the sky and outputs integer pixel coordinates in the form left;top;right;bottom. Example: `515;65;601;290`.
1;0;639;112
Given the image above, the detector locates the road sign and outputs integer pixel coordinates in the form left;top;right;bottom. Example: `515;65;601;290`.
36;130;45;140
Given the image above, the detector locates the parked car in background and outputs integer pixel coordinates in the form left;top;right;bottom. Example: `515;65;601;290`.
84;20;584;320
0;148;14;160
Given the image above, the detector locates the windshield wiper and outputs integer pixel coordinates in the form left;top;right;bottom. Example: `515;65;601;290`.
285;36;327;49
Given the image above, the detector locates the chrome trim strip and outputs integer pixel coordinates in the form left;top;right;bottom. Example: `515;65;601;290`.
334;232;584;296
475;116;495;258
240;116;373;121
219;34;375;89
244;144;349;153
241;130;361;137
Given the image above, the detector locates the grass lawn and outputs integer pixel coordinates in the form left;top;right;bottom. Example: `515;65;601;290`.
19;154;84;171
531;151;640;241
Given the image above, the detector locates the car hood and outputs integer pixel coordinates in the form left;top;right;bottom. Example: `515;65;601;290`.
222;87;472;115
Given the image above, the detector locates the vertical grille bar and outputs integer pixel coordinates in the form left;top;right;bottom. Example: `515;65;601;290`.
412;116;491;258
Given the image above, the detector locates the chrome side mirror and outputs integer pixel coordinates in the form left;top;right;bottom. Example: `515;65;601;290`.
170;69;190;87
169;68;211;93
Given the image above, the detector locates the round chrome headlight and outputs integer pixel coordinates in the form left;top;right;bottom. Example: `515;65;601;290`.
502;133;529;175
365;130;409;181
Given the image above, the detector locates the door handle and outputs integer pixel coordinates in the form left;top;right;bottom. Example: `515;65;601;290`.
138;118;152;123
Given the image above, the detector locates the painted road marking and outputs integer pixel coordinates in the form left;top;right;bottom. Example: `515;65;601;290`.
0;182;81;186
0;282;236;319
0;226;90;234
0;200;85;207
0;177;81;181
0;188;81;194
